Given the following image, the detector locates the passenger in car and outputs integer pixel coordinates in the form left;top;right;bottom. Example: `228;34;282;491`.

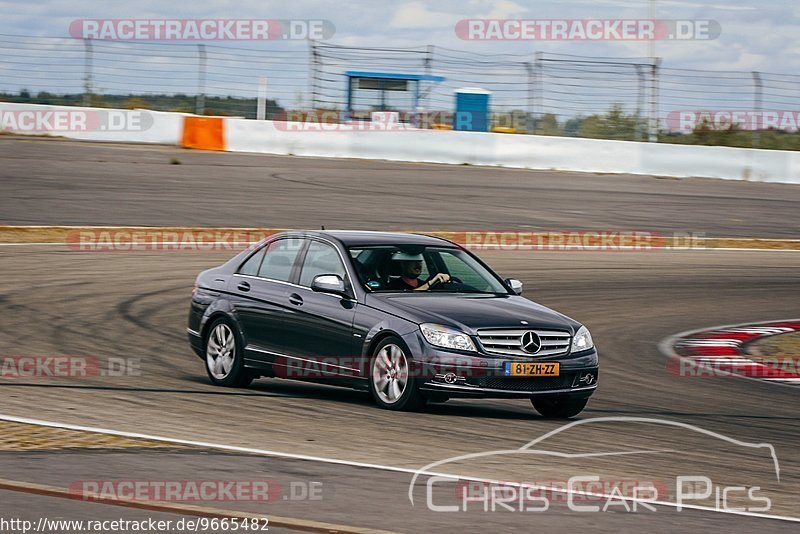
386;252;450;291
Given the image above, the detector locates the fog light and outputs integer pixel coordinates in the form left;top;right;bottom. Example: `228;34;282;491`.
573;371;597;387
434;373;465;384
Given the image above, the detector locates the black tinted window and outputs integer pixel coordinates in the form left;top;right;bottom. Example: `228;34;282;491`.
257;239;303;282
238;247;266;276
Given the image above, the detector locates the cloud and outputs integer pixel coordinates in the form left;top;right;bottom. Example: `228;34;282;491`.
1;0;799;112
390;2;462;29
485;0;526;19
723;51;766;70
389;0;528;31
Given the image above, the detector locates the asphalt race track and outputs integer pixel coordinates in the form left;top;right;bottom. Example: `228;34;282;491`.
1;137;799;238
0;137;799;532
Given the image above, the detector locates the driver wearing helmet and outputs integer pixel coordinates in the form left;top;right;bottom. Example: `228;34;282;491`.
386;252;450;291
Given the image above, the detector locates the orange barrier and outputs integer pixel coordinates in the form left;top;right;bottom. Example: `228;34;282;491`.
180;116;225;151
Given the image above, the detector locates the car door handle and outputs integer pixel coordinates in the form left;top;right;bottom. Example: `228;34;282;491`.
289;293;304;306
237;281;251;292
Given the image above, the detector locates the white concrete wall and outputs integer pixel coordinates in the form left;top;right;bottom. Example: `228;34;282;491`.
0;102;183;145
2;102;799;184
225;118;800;184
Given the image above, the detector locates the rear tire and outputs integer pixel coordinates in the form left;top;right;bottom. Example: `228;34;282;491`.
531;397;587;418
204;317;253;388
369;337;426;411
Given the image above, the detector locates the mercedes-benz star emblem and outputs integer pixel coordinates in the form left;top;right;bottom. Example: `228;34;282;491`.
520;331;542;354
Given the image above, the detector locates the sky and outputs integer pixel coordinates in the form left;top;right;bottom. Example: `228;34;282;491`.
1;0;797;72
0;0;797;117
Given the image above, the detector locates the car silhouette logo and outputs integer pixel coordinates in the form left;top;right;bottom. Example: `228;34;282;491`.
520;331;541;354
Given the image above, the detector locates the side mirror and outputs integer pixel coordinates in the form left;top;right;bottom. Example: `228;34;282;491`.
311;274;348;296
505;278;523;295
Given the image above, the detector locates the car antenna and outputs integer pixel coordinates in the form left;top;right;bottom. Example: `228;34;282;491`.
320;225;325;230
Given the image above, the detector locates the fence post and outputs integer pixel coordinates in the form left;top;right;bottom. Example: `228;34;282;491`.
196;44;206;115
752;71;762;149
309;40;319;110
525;61;533;134
649;57;660;142
534;51;543;134
257;76;267;120
82;39;93;107
423;45;434;113
635;64;645;142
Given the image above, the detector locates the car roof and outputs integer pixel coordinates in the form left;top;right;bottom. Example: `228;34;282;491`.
278;230;457;247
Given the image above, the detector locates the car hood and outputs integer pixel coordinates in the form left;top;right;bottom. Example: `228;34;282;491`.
367;293;580;334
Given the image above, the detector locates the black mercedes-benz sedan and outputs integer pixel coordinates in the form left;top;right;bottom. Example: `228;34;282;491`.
187;231;598;416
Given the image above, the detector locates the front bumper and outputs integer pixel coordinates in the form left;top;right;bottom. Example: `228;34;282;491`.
188;328;204;358
400;330;599;399
419;370;598;398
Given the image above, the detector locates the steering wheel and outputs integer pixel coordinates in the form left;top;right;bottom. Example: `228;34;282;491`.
427;275;462;288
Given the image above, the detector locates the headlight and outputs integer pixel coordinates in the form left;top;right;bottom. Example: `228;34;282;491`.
420;323;476;352
571;325;594;352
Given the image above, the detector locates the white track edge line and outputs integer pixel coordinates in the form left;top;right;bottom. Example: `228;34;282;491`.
0;413;797;523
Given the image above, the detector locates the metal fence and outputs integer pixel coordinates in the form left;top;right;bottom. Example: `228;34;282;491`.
312;45;652;127
2;34;800;147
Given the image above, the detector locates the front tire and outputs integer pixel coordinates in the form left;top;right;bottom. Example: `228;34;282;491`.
204;318;253;388
531;396;587;418
369;337;425;411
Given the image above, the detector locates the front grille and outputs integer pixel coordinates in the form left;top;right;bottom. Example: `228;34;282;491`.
477;329;571;357
473;374;575;392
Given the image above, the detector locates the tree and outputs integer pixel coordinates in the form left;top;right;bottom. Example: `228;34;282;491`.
123;97;150;109
537;113;561;135
563;116;583;137
578;104;639;140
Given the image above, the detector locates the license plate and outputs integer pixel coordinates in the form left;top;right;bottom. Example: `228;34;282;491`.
504;361;560;377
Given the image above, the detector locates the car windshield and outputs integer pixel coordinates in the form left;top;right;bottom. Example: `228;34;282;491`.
348;245;509;294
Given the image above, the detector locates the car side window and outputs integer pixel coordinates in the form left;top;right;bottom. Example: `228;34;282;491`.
439;250;492;291
257;239;303;282
299;241;347;287
238;247;266;276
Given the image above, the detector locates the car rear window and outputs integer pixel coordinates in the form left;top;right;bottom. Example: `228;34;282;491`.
256;239;303;282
